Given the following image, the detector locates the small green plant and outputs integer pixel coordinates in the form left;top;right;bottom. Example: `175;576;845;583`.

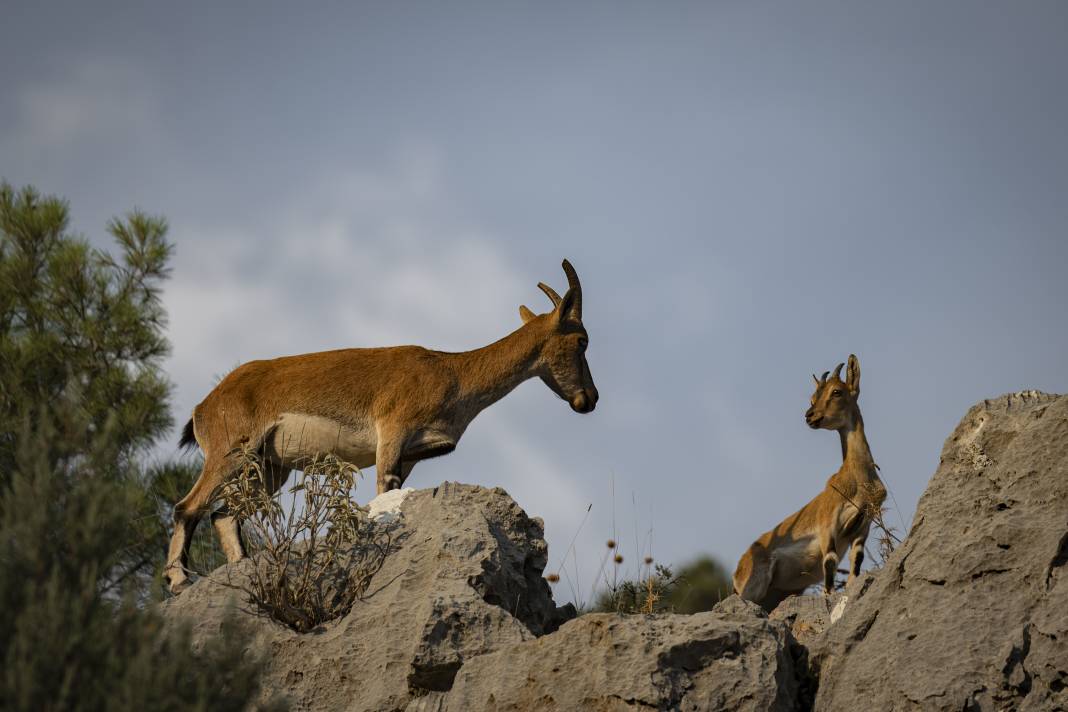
662;556;735;613
593;560;680;614
215;446;392;633
587;555;734;615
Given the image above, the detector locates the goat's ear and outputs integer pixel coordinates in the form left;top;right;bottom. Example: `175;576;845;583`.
846;354;861;395
555;287;580;325
519;305;536;324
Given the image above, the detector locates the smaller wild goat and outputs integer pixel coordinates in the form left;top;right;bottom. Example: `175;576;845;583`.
733;354;886;611
165;259;598;593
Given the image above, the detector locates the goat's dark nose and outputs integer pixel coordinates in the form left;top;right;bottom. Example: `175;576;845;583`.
805;407;814;419
571;391;595;413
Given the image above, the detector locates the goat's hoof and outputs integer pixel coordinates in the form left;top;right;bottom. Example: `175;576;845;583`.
167;577;192;595
382;475;402;491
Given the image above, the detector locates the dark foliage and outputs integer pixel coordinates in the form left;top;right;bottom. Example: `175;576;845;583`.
592;556;734;614
0;182;281;710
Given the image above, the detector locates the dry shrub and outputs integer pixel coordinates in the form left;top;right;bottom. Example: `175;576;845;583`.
216;445;391;632
829;480;902;577
862;481;901;566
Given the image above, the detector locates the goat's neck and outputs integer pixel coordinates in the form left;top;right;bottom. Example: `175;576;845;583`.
838;411;877;481
451;323;544;414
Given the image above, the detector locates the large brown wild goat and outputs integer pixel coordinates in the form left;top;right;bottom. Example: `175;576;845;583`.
732;354;886;611
165;259;598;592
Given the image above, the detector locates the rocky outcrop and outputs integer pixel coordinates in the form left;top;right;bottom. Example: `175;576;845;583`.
163;391;1068;711
811;391;1068;710
769;589;847;650
163;481;808;711
444;597;801;712
162;482;575;711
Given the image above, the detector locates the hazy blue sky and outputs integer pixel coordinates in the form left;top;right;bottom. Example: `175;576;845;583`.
3;1;1066;604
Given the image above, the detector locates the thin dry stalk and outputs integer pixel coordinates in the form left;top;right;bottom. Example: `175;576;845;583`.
862;481;901;566
641;575;661;615
828;480;903;571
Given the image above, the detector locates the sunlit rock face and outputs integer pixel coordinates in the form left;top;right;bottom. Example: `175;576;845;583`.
811;391;1068;711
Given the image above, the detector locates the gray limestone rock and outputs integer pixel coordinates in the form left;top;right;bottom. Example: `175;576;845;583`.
770;589;846;650
161;482;574;712
811;391;1068;711
443;596;802;712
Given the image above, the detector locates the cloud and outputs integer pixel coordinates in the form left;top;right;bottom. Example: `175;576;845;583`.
3;57;160;154
164;146;530;401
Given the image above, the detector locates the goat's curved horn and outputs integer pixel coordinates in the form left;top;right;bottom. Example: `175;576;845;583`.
820;371;830;384
537;282;562;307
562;259;580;290
561;259;582;318
831;362;845;381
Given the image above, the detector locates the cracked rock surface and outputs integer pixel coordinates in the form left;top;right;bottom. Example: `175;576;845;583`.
442;596;801;712
161;482;575;711
810;391;1068;711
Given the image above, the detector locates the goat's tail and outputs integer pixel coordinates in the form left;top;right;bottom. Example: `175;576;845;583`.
178;418;197;450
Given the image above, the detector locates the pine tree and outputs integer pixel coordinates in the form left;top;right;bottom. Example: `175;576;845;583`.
0;182;281;710
0;183;172;473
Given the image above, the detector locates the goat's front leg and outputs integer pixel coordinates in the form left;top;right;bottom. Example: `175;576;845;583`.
375;432;405;494
820;528;839;595
397;460;417;488
847;532;868;585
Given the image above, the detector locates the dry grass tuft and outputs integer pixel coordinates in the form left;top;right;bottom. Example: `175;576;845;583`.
215;445;392;633
828;480;903;572
595;562;679;615
862;481;901;566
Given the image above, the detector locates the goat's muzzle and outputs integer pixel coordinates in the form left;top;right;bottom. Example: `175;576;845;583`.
571;388;598;414
805;408;822;428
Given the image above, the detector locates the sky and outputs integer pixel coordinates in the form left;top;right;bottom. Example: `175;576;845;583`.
3;1;1067;605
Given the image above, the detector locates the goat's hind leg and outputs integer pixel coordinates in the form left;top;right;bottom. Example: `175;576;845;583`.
734;543;776;611
211;505;246;563
166;508;200;593
213;458;291;563
166;456;228;592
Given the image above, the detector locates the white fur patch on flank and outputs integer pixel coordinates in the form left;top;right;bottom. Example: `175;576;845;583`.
368;488;414;523
269;412;378;469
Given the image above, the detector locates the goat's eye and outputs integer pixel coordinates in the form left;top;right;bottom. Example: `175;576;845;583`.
831;389;842;397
